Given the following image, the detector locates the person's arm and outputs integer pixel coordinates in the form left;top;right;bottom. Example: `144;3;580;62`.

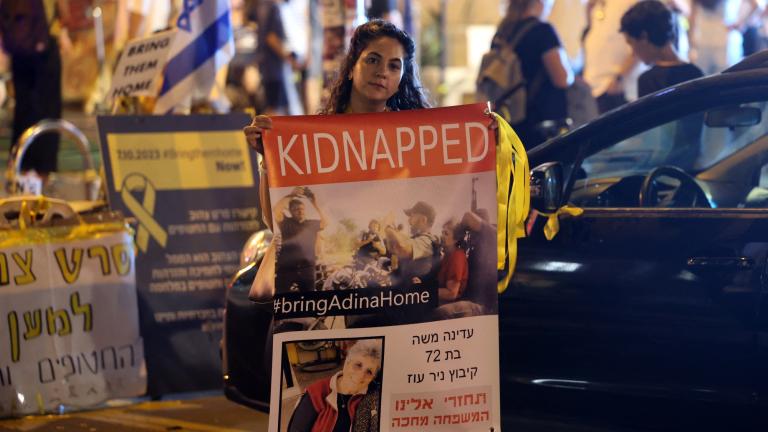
688;1;698;60
307;193;327;230
461;211;484;232
265;31;296;67
384;226;413;259
287;393;318;432
372;235;387;255
437;251;468;302
127;9;145;39
356;233;374;248
272;188;304;225
730;0;762;32
243;115;273;153
605;53;638;95
258;160;273;231
541;47;574;89
438;280;462;302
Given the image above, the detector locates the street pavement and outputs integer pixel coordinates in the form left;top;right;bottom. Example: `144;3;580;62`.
0;393;269;431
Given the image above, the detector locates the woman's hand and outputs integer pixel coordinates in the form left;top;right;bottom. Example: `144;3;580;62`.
243;115;273;153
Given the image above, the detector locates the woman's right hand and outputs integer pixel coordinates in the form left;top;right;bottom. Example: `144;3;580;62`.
243;115;273;153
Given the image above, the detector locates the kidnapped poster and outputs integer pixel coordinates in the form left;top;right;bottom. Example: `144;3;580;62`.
263;103;502;431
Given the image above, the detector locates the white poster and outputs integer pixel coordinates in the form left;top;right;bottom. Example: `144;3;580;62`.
0;229;145;417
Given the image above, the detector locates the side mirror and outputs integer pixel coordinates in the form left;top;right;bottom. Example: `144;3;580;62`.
530;162;563;213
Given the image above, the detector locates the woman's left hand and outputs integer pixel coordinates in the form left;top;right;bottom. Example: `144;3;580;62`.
243;115;273;153
485;109;499;131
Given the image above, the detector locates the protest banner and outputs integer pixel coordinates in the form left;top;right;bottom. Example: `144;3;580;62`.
97;114;261;395
263;103;502;431
108;30;177;106
0;221;144;417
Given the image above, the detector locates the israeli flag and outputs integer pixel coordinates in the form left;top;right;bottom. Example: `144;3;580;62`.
153;0;234;114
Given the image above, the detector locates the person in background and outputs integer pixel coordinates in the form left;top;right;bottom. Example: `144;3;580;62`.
356;219;387;262
665;0;691;60
621;0;703;97
126;0;174;39
256;0;301;115
384;201;440;289
498;0;573;148
622;0;705;170
583;0;641;113
244;19;431;231
735;0;764;56
437;218;469;304
272;186;327;293
689;0;755;75
0;0;72;181
367;0;404;29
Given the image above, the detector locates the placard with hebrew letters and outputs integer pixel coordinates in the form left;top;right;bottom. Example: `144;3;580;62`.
263;104;501;431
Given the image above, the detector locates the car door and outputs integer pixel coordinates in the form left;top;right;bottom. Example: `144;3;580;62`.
501;100;768;412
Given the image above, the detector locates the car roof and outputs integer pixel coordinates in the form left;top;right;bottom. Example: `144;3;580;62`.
527;51;768;167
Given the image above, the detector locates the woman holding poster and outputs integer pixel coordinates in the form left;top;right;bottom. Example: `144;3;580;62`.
244;18;432;278
243;17;431;168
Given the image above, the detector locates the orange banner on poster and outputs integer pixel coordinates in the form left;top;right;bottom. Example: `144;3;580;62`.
263;104;497;187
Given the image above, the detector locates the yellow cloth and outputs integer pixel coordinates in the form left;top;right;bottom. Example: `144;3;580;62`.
541;205;584;241
494;114;529;293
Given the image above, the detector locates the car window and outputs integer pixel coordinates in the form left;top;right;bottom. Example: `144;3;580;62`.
571;101;768;208
745;162;768;208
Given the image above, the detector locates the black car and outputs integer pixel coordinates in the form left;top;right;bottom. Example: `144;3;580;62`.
223;51;768;430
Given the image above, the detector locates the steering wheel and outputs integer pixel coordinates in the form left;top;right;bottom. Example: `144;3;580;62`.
639;166;710;208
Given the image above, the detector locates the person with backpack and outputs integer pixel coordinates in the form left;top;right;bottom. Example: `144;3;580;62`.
0;0;70;180
478;0;573;149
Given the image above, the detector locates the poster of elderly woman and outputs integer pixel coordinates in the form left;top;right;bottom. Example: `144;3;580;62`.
281;338;384;432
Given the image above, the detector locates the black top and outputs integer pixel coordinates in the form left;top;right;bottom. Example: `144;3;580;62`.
494;17;567;148
277;218;322;269
256;0;286;81
367;0;396;18
509;17;567;122
638;63;704;97
333;393;352;432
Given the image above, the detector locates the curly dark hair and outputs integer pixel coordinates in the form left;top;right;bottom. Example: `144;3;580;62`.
620;0;675;47
320;19;431;114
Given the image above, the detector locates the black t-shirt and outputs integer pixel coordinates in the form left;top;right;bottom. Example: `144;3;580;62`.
278;217;322;269
256;0;286;81
367;0;396;18
638;63;704;97
333;393;352;432
357;230;383;257
507;17;567;123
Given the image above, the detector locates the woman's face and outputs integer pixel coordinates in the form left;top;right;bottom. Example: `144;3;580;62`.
623;33;654;65
349;36;405;105
441;224;456;249
340;353;379;394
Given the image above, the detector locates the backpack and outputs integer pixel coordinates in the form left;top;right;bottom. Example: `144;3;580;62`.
0;0;51;56
476;18;540;125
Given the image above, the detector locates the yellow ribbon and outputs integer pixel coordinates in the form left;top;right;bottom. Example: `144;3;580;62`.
121;173;168;253
493;113;530;293
541;205;584;241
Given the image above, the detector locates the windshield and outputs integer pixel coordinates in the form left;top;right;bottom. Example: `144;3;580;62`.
581;101;768;180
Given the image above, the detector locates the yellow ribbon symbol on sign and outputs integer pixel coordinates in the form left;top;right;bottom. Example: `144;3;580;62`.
121;173;167;253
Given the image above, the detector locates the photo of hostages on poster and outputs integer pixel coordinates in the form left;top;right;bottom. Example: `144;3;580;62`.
263;104;502;431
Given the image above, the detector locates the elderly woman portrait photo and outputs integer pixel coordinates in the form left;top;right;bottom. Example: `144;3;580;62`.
285;338;383;432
